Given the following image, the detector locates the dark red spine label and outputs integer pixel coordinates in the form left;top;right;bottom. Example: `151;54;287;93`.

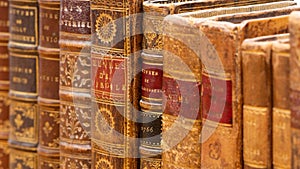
162;75;201;120
92;56;126;103
141;62;163;101
201;73;232;125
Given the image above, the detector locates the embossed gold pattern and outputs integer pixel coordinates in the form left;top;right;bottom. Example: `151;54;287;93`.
9;148;37;169
95;13;116;44
9;100;38;146
95;158;113;169
95;107;115;135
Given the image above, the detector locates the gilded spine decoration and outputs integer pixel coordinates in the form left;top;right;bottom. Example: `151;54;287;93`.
90;0;142;168
8;0;39;153
59;0;92;168
38;0;61;167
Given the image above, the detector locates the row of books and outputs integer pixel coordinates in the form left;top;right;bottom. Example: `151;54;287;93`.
0;0;300;168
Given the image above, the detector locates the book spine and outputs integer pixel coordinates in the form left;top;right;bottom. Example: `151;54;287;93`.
8;0;39;150
242;41;272;169
289;11;300;169
142;1;290;168
199;9;293;168
198;20;240;168
37;0;60;168
272;39;291;169
90;0;142;168
140;4;165;167
161;15;202;169
139;53;163;168
59;0;92;168
0;0;10;140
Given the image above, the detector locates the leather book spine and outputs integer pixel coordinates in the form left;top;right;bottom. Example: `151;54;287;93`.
272;39;291;169
8;0;39;150
140;2;166;167
139;53;163;169
198;6;298;168
141;1;293;168
90;0;142;168
59;0;92;168
289;11;300;169
162;16;202;169
0;0;10;140
37;0;60;168
242;37;275;169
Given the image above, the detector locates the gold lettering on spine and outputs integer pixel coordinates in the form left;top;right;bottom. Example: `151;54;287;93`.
40;35;58;43
40;9;59;44
39;75;59;83
10;4;38;46
59;20;91;28
10;35;35;42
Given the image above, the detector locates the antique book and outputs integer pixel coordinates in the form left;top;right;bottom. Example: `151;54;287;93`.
141;1;293;168
242;34;289;169
59;0;92;168
199;8;300;169
90;0;143;168
272;38;291;168
37;0;60;168
0;0;10;140
289;11;300;169
161;5;299;168
8;0;39;150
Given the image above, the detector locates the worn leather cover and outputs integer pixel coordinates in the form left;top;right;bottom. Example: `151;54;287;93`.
161;2;297;169
90;0;142;168
167;5;298;169
289;11;300;169
162;18;202;169
8;0;39;150
200;6;299;168
242;34;289;169
141;1;294;168
59;0;92;168
272;38;291;169
37;0;60;167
